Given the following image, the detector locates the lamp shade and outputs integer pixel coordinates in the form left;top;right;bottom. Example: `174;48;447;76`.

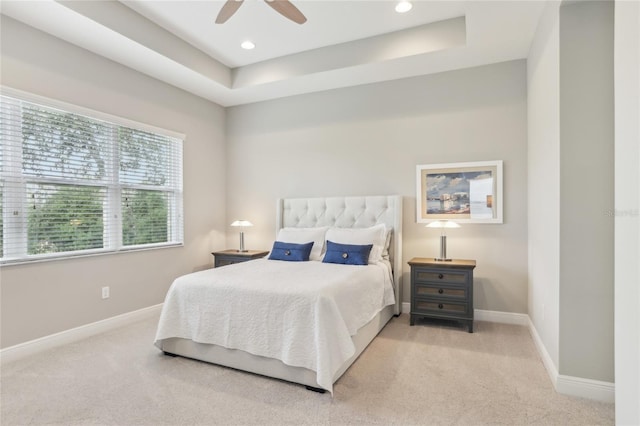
230;220;253;227
425;220;460;229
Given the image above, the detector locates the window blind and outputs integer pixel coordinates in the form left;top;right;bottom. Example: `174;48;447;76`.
0;91;183;263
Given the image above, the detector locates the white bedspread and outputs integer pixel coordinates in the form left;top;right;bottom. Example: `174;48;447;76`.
154;259;395;393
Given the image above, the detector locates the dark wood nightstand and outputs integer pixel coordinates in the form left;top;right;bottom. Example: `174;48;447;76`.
408;258;476;332
211;249;269;268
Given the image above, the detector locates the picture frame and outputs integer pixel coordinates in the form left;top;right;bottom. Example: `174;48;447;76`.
416;160;503;224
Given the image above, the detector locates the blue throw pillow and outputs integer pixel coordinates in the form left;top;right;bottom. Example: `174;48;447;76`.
268;241;314;262
322;241;373;266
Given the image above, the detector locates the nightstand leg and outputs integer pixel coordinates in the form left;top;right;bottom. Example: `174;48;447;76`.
410;315;415;326
468;321;473;333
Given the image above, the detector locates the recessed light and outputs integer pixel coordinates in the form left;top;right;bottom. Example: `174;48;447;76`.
241;40;255;50
395;1;412;13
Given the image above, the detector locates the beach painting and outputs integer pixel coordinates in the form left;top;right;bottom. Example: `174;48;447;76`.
416;161;503;224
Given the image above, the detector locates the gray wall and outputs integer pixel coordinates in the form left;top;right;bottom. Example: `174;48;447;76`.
528;0;615;387
559;1;614;383
527;0;561;371
226;60;529;313
0;17;227;348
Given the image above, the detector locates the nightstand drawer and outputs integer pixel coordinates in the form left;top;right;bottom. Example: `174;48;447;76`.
413;299;470;317
414;270;468;284
216;258;238;267
413;283;468;300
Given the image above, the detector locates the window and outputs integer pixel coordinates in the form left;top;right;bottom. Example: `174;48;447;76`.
0;89;183;263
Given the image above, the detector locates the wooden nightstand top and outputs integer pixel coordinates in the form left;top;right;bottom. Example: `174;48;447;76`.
212;249;269;257
408;258;476;269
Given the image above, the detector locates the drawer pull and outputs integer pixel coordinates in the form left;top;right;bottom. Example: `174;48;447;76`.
438;303;444;309
438;288;444;294
438;273;444;279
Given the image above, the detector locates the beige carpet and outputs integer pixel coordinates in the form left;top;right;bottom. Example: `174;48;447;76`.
1;314;614;425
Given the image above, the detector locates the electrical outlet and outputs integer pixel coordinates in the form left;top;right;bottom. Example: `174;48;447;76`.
101;286;110;299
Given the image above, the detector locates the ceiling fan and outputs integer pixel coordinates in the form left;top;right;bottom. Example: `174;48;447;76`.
215;0;307;25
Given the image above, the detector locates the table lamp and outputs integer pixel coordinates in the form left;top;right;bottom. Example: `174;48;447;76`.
426;220;460;261
230;220;253;252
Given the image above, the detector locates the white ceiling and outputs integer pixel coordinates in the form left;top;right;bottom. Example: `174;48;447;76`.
1;0;546;106
124;0;470;68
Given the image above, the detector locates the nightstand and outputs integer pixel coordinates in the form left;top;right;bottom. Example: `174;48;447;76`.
211;249;269;268
408;258;476;332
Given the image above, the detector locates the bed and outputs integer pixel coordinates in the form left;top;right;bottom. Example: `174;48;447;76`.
154;195;403;393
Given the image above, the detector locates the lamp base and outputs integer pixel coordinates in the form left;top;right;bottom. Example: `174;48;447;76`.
238;231;247;252
436;235;452;262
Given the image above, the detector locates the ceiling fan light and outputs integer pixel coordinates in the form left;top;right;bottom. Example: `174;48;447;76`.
241;40;255;50
395;1;413;13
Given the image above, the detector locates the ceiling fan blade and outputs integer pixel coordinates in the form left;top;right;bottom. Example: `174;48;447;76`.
215;0;244;24
264;0;307;24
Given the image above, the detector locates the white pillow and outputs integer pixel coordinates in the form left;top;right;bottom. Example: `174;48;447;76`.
275;227;329;261
325;224;388;263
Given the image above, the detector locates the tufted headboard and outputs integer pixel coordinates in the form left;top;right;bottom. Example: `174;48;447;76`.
276;195;403;315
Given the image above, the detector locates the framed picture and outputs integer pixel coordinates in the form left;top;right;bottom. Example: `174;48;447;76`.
416;160;503;224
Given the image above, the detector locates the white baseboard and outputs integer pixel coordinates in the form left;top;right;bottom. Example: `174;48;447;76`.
527;317;615;403
527;316;560;386
556;375;615;403
475;309;529;325
0;304;162;365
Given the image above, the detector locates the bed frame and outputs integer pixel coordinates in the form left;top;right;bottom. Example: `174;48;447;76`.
160;195;403;392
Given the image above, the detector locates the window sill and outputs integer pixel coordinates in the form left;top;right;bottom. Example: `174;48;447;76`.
0;242;184;267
